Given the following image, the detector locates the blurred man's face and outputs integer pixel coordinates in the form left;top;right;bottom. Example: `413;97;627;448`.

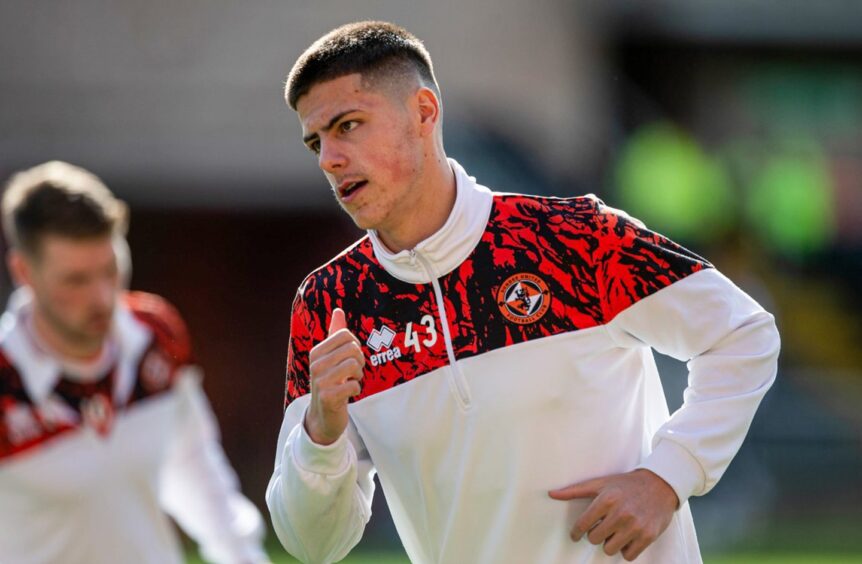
296;73;426;233
23;235;119;351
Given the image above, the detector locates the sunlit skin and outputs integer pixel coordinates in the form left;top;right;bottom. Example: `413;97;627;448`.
293;71;677;562
294;72;456;447
8;235;119;361
296;72;455;253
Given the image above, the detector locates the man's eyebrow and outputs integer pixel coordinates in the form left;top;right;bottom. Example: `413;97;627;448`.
303;109;358;144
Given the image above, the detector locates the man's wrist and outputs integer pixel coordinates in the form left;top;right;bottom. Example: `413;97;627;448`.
635;468;680;510
303;409;338;446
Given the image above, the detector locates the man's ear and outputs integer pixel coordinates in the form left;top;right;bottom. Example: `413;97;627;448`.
416;87;441;136
8;249;33;288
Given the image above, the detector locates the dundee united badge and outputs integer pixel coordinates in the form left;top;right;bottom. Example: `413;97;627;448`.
81;393;115;438
141;349;172;392
496;273;551;324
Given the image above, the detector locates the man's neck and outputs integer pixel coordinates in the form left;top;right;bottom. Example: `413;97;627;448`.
30;309;104;363
377;155;457;253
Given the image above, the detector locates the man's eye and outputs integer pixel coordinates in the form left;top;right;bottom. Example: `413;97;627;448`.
340;121;358;133
308;141;320;154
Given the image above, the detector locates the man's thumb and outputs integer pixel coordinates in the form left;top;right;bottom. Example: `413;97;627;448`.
328;308;347;336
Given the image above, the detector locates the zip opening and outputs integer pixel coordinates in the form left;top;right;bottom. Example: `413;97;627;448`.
411;250;472;409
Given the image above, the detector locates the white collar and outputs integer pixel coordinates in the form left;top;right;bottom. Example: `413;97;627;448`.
368;158;494;284
0;288;150;404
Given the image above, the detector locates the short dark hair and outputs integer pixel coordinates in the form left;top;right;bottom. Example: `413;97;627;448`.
286;20;439;110
2;161;128;256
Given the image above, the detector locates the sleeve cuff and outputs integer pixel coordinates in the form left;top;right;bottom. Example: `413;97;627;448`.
638;440;706;505
289;415;352;476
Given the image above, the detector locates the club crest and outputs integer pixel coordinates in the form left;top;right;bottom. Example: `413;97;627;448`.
81;393;114;438
496;273;551;324
141;349;172;392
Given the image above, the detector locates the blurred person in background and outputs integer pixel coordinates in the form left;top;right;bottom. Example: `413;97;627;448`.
0;161;269;564
266;21;780;564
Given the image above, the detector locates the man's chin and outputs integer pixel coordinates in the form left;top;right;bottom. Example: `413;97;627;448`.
346;210;378;231
78;333;109;349
83;319;112;339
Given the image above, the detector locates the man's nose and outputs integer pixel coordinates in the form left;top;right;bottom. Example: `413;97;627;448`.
318;140;347;173
94;279;116;309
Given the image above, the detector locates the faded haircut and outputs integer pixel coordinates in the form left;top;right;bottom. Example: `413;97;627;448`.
2;161;128;257
286;20;440;110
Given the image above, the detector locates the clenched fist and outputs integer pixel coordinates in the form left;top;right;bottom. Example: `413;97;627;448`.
304;308;365;445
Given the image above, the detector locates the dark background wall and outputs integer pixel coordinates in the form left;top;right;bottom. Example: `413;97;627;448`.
126;207;361;505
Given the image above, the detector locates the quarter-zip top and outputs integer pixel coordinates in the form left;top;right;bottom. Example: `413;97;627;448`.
271;157;778;564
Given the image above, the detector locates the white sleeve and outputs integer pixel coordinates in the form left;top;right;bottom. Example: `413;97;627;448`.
265;394;375;564
603;268;780;504
159;368;268;564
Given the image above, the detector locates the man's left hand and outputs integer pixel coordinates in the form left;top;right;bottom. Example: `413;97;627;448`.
548;469;679;561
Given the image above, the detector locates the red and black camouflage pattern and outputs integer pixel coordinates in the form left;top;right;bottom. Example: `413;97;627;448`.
52;371;115;414
0;292;192;461
285;194;710;408
125;292;193;404
286;240;448;402
0;355;75;461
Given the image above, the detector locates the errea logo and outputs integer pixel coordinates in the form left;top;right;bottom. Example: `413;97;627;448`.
366;325;402;366
366;325;396;352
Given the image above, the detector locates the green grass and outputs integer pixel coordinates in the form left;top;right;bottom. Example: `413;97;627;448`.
186;550;408;563
184;535;410;564
706;554;862;564
185;517;862;563
187;548;862;563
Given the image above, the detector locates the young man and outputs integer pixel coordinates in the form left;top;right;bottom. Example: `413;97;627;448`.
0;161;269;564
266;21;780;564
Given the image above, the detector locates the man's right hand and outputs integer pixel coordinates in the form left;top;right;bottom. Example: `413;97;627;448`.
305;308;365;445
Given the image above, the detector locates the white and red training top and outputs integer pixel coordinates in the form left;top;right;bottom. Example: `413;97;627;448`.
0;289;267;564
267;159;780;564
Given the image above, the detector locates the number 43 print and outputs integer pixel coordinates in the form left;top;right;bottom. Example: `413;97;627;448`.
404;314;438;353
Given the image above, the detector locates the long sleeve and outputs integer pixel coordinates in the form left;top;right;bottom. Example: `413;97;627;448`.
265;395;375;564
159;368;268;564
591;201;780;505
265;287;376;564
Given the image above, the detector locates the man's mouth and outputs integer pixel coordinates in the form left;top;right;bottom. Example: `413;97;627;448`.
86;313;112;333
338;180;368;201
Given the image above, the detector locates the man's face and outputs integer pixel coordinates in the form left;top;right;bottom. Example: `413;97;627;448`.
296;73;425;232
23;235;119;349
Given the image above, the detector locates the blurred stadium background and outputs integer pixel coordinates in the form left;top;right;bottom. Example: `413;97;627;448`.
2;1;861;562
